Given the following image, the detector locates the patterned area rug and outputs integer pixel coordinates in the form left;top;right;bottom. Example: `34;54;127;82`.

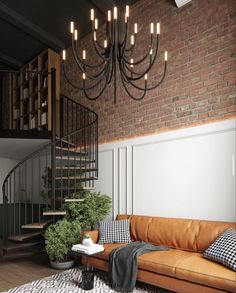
3;268;173;293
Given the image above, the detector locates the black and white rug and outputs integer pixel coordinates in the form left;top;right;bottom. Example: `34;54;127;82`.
3;268;172;293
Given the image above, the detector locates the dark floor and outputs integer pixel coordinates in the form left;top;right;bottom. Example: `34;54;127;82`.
0;252;58;292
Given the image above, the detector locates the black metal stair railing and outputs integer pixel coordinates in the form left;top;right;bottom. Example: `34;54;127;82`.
1;93;98;254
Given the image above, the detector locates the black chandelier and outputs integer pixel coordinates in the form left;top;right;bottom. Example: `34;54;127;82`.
62;5;168;103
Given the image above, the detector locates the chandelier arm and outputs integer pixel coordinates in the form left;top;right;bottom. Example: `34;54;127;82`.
120;19;129;48
122;35;154;65
72;40;108;80
73;40;105;68
107;21;113;45
91;26;111;61
123;57;153;79
120;57;153;81
62;61;106;90
106;58;114;84
120;36;160;80
83;78;107;100
121;61;167;91
120;69;147;101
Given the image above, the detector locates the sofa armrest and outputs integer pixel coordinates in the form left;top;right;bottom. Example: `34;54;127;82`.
84;230;99;244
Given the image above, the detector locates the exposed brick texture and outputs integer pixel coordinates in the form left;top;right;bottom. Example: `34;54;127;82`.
61;0;236;144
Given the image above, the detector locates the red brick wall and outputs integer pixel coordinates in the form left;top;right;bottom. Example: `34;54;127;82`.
61;0;236;144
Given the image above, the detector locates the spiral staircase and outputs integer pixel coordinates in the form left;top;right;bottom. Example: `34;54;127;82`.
1;91;98;259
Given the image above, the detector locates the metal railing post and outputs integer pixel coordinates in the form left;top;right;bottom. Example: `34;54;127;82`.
51;68;56;211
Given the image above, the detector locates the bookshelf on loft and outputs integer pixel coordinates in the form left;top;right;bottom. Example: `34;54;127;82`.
9;48;60;136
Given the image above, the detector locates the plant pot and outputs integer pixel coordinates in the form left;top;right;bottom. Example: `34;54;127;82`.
50;259;74;270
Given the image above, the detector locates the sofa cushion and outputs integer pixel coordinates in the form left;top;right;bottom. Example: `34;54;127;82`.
98;220;132;244
175;252;236;292
117;214;236;253
138;249;191;278
203;228;236;271
94;243;126;260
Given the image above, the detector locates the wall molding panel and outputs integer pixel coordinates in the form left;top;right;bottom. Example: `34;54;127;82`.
95;120;236;222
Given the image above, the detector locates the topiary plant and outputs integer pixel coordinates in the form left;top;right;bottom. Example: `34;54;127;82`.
64;191;112;230
44;218;82;262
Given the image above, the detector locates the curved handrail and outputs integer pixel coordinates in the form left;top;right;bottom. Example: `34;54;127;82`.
2;94;98;192
2;93;98;245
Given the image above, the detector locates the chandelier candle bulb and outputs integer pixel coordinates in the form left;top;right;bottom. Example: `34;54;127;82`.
164;51;168;61
145;74;148;80
90;9;94;21
94;31;96;41
74;29;78;40
83;73;86;80
104;40;107;48
82;50;86;60
157;22;160;34
95;18;98;30
108;10;111;21
130;58;134;68
150;22;154;34
134;23;138;34
70;21;74;34
131;35;134;45
114;7;117;19
62;50;66;60
126;5;129;18
149;48;153;55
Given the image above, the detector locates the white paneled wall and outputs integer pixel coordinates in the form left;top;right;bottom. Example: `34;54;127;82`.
0;158;19;203
95;119;236;222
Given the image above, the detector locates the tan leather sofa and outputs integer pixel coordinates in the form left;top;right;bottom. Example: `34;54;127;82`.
83;214;236;293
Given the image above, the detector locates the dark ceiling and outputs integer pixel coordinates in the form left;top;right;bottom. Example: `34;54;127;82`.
0;0;138;70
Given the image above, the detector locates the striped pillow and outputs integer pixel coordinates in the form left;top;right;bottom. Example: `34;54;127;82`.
98;220;132;244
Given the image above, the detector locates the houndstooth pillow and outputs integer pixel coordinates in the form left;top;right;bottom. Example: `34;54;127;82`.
203;228;236;271
98;220;132;244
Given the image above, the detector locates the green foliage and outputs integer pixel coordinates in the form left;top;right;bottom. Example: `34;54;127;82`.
44;219;82;262
64;192;112;230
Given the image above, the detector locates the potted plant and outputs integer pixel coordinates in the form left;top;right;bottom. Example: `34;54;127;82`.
64;191;112;230
82;233;93;246
44;218;82;269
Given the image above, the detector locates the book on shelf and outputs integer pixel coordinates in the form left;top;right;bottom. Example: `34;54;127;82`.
13;109;20;119
41;112;47;125
30;117;36;129
71;243;104;255
43;77;48;88
23;88;29;99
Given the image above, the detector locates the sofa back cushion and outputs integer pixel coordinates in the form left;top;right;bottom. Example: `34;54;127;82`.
116;214;236;253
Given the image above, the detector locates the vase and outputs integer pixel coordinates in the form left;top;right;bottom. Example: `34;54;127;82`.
82;237;93;246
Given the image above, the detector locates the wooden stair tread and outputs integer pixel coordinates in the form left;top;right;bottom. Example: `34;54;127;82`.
56;156;95;162
55;186;95;190
64;198;85;202
8;232;42;242
43;210;66;216
21;220;52;229
56;166;97;171
56;146;86;154
57;138;75;147
3;240;43;252
55;176;98;180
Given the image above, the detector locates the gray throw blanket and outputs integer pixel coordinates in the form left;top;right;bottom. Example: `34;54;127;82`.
108;241;169;292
